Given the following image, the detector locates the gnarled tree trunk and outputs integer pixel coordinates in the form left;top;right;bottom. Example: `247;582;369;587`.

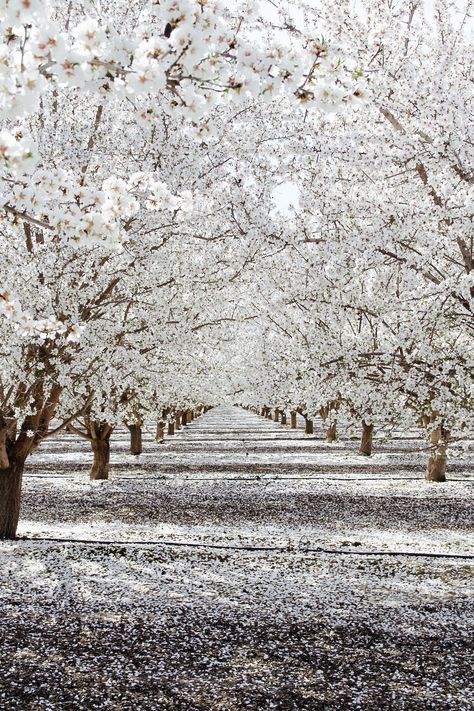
281;412;287;425
167;421;175;436
290;411;297;429
128;423;142;455
305;418;313;435
0;457;25;539
274;409;280;422
90;438;111;480
89;423;113;480
359;421;374;456
326;423;337;442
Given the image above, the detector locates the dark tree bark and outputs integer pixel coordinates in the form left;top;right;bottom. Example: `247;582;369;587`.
89;424;113;480
90;439;110;480
290;411;297;429
326;423;337;442
128;424;142;455
0;457;25;539
305;418;314;435
359;421;374;456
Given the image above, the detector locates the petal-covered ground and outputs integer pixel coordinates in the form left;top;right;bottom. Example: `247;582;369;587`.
1;406;473;710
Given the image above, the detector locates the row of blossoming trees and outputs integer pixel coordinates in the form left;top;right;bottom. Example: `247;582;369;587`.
0;0;472;538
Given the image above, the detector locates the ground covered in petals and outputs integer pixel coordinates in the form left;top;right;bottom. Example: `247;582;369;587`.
1;407;473;710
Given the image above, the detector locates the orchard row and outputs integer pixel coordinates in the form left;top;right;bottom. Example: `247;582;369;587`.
0;1;472;538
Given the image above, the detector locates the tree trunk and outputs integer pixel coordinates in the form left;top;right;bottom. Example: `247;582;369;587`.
167;421;175;436
156;421;165;442
0;428;10;470
426;427;448;482
274;409;280;422
0;457;25;539
305;418;313;435
326;423;337;442
129;424;142;455
281;412;287;425
359;421;374;456
90;437;111;480
175;412;181;429
290;411;297;429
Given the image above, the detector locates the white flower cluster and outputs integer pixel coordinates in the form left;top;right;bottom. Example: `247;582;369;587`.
0;287;84;340
129;173;193;214
2;168;194;247
0;130;37;175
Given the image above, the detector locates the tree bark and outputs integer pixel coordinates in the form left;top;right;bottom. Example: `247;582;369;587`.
0;427;10;470
175;412;182;429
156;421;165;442
305;418;314;435
281;412;287;425
129;424;142;455
0;457;25;539
274;409;280;422
167;421;175;436
326;423;337;442
359;421;374;456
90;428;112;480
426;427;448;482
290;411;297;429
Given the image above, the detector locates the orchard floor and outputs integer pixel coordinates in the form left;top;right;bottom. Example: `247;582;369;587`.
1;406;473;711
